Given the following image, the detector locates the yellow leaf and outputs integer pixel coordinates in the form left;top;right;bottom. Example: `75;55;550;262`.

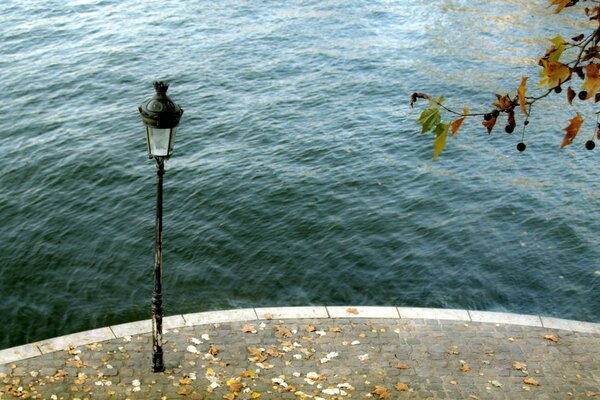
582;64;600;99
544;334;560;343
450;107;469;136
548;0;571;13
251;392;262;399
538;60;571;89
433;123;449;160
561;113;584;148
372;385;391;399
518;77;528;115
394;382;410;392
524;377;540;386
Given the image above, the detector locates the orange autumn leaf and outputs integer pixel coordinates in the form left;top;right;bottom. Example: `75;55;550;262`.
450;107;469;136
242;324;257;334
277;326;293;338
306;324;317;333
482;115;497;134
582;64;600;99
372;385;391;399
493;94;512;111
346;308;359;315
548;0;572;13
561;113;584;148
394;362;410;369
524;377;540;386
394;382;410;392
544;334;560;343
518;77;528;115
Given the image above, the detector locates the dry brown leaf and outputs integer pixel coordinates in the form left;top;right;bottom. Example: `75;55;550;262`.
229;380;244;393
586;391;599;397
329;327;343;333
248;346;267;363
544;334;560;343
394;362;410;369
346;308;359;315
242;324;257;334
372;385;391;399
561;113;584;148
209;345;219;356
482;115;497;134
177;388;191;396
394;382;410;392
266;348;283;357
263;313;273;320
460;361;471;372
523;377;540;386
513;362;528;371
306;325;317;333
277;326;293;338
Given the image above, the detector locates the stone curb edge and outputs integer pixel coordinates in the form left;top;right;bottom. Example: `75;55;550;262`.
1;306;599;365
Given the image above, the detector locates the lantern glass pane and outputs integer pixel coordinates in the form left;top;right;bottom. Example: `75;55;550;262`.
168;127;177;155
147;127;171;157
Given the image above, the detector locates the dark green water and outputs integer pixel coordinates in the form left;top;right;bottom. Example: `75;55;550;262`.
1;0;599;350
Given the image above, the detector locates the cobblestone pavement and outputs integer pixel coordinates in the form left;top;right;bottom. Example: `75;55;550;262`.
1;317;599;399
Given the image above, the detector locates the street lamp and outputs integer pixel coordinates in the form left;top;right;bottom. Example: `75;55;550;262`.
138;81;183;372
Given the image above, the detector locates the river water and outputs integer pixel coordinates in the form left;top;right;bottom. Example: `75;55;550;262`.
1;0;599;350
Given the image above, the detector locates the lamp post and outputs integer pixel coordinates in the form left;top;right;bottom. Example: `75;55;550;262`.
138;81;183;372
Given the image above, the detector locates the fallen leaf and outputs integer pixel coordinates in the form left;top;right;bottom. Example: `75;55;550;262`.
346;308;359;315
251;392;262;398
177;387;192;395
460;360;471;372
586;391;598;397
513;362;528;371
306;325;317;333
394;382;410;392
490;380;503;388
544;334;560;343
242;324;257;334
394;363;409;369
277;326;293;338
228;379;243;393
263;313;273;320
329;327;343;333
372;385;391;399
209;345;219;356
523;377;540;386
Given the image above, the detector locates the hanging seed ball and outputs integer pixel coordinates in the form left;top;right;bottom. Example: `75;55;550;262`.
578;90;588;100
586;140;596;150
505;125;515;134
517;142;526;152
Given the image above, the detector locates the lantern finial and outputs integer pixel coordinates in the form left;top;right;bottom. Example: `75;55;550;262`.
153;81;169;95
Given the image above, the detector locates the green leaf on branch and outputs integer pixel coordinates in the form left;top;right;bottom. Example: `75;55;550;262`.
548;36;566;62
433;123;450;160
418;107;442;133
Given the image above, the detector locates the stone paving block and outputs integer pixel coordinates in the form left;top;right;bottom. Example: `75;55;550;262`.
35;327;116;354
0;343;42;365
398;307;471;321
327;306;399;319
254;306;329;319
469;310;543;327
540;316;600;334
182;308;257;326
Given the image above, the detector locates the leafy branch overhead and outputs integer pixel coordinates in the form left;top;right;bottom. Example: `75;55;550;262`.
411;0;600;159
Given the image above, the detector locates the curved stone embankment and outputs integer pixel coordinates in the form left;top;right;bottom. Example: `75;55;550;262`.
1;306;599;398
